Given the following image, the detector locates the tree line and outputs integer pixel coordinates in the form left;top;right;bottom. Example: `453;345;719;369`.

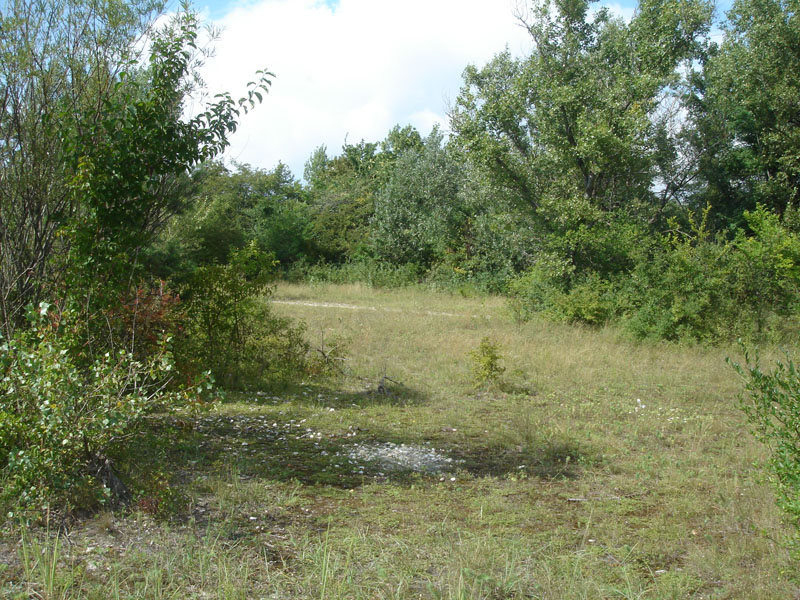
166;0;799;343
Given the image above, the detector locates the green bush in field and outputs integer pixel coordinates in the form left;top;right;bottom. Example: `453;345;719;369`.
291;258;422;288
180;243;309;389
507;254;574;322
621;234;734;342
621;205;800;343
0;304;197;519
468;337;506;388
730;349;800;557
555;274;618;326
507;252;619;327
728;205;800;337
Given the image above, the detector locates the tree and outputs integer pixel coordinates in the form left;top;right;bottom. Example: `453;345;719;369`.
0;0;271;338
0;0;271;514
689;0;800;227
451;0;712;225
0;0;161;335
304;139;384;262
371;128;462;267
154;161;312;275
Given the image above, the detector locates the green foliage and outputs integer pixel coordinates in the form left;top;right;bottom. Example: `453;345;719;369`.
621;205;800;342
303;127;435;266
468;337;506;388
554;274;618;327
289;258;422;288
508;262;617;327
730;349;800;557
180;243;308;389
691;0;800;223
416;161;541;294
304;140;383;262
0;0;165;334
371;128;462;267
508;255;575;322
0;0;271;353
451;0;712;219
65;9;271;323
729;205;800;334
0;304;192;518
256;199;314;267
620;209;735;342
506;204;799;341
153;161;312;279
0;0;298;522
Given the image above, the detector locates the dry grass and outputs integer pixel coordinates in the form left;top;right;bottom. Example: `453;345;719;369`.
1;282;797;599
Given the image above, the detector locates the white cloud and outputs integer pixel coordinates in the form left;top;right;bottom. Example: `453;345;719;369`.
195;0;532;178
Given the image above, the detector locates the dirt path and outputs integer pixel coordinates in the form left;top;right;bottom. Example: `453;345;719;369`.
272;299;491;319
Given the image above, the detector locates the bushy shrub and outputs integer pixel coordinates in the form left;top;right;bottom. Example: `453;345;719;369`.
507;254;575;322
180;243;309;389
468;337;506;388
0;304;194;518
621;205;799;343
108;281;185;363
730;349;800;557
505;205;800;342
555;274;618;326
256;200;315;267
425;261;514;296
620;233;734;342
509;266;619;327
729;205;800;337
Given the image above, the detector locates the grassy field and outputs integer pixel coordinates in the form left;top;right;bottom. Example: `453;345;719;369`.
1;282;797;599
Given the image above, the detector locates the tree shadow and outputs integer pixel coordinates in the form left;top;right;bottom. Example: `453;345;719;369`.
448;439;590;480
223;379;428;409
118;411;427;493
119;416;591;503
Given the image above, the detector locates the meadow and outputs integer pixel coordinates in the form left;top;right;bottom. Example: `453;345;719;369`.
1;282;796;599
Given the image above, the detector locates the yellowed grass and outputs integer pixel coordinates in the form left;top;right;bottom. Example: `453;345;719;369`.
268;282;795;597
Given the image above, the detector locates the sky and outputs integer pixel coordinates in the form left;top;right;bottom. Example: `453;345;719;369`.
180;0;727;180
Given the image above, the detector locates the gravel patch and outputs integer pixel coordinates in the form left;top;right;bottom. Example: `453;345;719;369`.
344;442;461;474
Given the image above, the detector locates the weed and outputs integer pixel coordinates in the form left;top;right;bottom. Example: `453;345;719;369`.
20;531;79;600
730;347;800;557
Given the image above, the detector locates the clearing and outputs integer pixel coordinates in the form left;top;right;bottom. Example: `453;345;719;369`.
1;282;796;599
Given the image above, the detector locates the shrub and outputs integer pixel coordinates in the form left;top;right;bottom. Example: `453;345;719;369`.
507;254;575;322
180;243;309;389
730;349;800;557
0;303;192;519
620;236;734;342
107;281;185;364
621;205;800;343
553;274;618;326
293;258;422;288
617;206;738;342
468;337;506;388
729;205;800;338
